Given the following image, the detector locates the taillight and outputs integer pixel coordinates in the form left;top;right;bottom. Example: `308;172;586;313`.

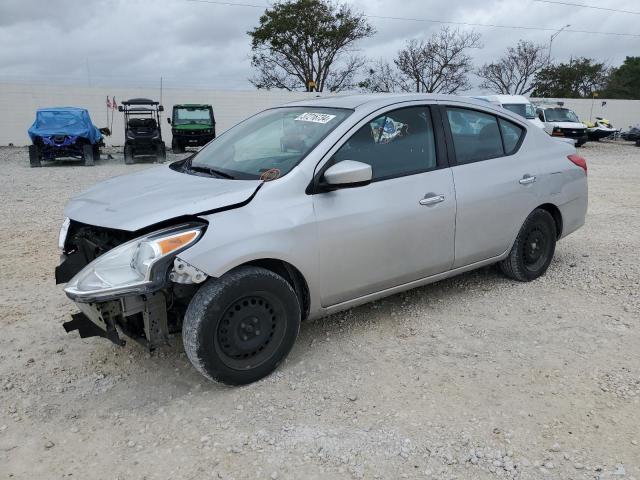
568;154;587;174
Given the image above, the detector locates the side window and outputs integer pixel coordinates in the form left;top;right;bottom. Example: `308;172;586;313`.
332;106;437;180
446;108;504;164
499;118;524;155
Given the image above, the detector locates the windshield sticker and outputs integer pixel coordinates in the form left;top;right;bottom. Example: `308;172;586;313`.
295;112;336;124
260;168;281;182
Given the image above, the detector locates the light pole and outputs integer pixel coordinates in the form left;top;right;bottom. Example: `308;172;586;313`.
549;24;570;62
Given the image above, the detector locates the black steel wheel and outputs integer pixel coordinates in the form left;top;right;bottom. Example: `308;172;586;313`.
499;208;557;282
183;266;301;385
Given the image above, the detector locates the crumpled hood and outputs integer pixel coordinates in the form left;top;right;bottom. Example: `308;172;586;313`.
65;164;262;231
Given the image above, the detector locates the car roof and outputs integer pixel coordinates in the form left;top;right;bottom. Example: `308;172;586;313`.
36;107;89;113
174;104;211;108
283;93;483;110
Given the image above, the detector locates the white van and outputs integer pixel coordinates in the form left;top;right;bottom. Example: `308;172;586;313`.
533;102;588;147
473;95;544;129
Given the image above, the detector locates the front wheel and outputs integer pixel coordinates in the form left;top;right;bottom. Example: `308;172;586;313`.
499;209;557;282
182;266;301;385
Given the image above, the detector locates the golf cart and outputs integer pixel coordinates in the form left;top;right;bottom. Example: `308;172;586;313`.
167;104;216;153
27;107;104;167
119;98;166;164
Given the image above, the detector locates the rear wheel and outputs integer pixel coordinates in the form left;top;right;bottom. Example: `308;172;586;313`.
172;138;184;154
82;144;94;166
124;145;134;165
182;266;301;385
499;209;557;282
28;145;41;167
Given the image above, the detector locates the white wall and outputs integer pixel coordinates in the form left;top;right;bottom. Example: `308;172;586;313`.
0;83;321;146
2;83;639;146
530;97;640;130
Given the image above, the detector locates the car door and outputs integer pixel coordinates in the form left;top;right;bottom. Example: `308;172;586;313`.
441;104;542;268
311;105;456;307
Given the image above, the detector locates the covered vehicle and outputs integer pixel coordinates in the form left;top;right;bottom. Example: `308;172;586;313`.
620;124;640;143
168;104;216;153
119;98;166;164
28;107;102;167
56;94;588;385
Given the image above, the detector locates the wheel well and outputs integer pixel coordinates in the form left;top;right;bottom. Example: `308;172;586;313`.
537;203;563;239
237;259;310;321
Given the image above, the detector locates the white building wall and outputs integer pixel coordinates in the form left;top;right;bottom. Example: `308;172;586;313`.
0;83;322;146
1;83;639;146
530;97;640;130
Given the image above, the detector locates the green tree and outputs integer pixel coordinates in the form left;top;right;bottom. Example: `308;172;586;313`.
531;58;609;98
602;57;640;99
248;0;374;92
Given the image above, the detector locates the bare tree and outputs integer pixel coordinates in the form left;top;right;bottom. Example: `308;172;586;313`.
358;58;401;92
248;0;374;92
476;40;548;94
394;27;482;94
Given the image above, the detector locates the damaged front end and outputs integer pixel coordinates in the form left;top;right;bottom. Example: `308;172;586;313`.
57;219;208;350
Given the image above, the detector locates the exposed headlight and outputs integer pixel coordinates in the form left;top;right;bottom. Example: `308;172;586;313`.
58;217;70;250
64;224;204;302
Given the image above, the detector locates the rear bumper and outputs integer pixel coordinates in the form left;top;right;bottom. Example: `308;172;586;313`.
173;132;215;146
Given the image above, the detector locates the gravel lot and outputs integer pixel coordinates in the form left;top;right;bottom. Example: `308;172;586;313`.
1;141;639;480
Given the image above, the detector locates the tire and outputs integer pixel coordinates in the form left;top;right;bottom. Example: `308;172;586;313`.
124;145;134;165
499;208;557;282
156;143;166;162
183;266;301;385
172;138;184;154
28;145;41;167
82;144;94;166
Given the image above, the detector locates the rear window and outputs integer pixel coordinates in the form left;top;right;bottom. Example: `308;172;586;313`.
499;118;525;154
446;108;504;164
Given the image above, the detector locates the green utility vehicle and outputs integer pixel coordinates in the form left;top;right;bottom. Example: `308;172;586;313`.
167;104;216;153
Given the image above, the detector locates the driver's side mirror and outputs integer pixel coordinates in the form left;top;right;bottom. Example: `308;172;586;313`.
322;160;372;189
158;105;164;112
118;105;124;112
167;118;171;125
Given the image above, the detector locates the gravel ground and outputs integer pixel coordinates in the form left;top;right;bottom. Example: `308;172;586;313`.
1;141;639;480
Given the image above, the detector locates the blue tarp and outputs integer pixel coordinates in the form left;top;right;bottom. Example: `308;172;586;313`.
28;107;102;144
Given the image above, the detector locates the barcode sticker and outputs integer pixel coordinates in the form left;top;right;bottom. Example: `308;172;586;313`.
295;112;336;124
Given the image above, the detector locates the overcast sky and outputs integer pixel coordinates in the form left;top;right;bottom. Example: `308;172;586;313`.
0;0;637;93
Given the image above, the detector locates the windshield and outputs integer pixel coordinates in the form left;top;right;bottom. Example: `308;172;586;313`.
544;108;579;123
189;107;351;180
174;107;212;125
502;103;536;119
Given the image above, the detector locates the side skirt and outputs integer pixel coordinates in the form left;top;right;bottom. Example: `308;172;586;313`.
319;254;507;318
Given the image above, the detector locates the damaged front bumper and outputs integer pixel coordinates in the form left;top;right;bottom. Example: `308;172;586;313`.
63;292;170;350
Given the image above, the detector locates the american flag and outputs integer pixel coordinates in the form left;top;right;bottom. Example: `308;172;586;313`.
106;96;112;109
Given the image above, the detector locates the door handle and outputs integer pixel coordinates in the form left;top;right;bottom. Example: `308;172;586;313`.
519;174;537;185
419;194;445;206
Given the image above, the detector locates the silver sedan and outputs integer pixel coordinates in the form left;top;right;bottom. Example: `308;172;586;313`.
57;94;588;384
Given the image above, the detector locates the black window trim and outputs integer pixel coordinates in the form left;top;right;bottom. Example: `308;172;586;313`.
307;103;449;195
439;104;527;167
